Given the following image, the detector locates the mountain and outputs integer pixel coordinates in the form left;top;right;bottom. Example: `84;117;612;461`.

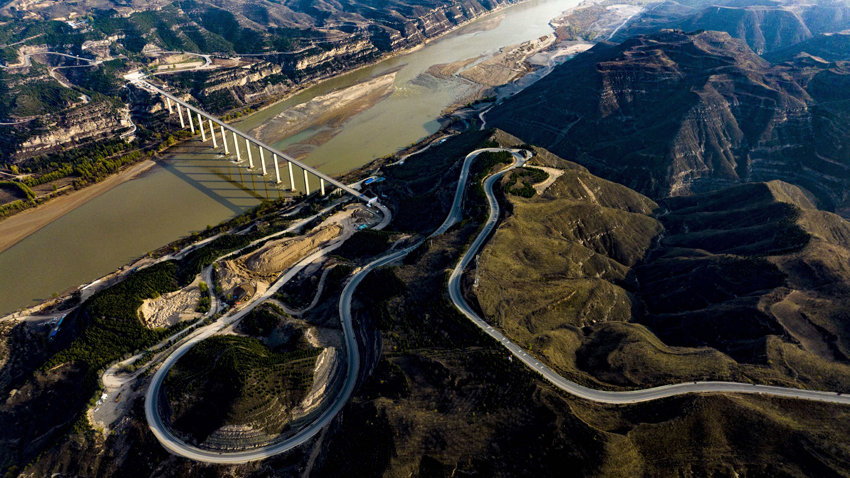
476;143;850;392
612;1;850;55
799;0;850;34
764;30;850;62
675;5;812;54
2;0;526;55
487;30;850;215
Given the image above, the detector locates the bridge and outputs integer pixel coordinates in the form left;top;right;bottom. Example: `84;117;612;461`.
127;75;377;204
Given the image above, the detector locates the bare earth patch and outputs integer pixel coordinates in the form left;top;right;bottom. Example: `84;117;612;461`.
139;277;202;328
248;72;398;151
531;166;565;195
460;35;556;87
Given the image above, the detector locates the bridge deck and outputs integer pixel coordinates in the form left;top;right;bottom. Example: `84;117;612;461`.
135;79;373;203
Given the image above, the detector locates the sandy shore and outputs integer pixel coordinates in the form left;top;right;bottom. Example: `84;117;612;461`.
0;0;585;257
0;159;157;254
249;72;398;150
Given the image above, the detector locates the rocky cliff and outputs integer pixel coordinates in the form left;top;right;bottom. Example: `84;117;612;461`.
676;5;812;55
487;30;850;215
13;101;132;161
612;0;850;55
158;0;524;113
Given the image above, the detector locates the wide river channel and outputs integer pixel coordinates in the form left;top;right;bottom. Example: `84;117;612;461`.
0;0;581;315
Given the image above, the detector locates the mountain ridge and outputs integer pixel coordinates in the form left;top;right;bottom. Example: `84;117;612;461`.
487;29;850;215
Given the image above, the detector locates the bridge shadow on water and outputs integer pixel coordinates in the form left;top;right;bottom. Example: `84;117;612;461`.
158;143;283;215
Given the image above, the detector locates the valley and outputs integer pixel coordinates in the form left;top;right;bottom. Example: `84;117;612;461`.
3;0;850;476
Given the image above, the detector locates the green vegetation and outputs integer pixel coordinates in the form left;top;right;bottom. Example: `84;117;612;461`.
358;358;410;400
18;137;142;185
0;139;163;219
504;167;549;198
469;150;513;178
0;181;35;201
384;130;494;233
358;267;406;305
0;199;32;219
39;261;191;407
195;296;211;313
464;96;496;108
0;67;80;118
60;60;125;96
85;262;179;323
240;307;282;337
195;281;211;313
164;335;321;441
334;229;395;260
466;150;514;220
10;79;80;117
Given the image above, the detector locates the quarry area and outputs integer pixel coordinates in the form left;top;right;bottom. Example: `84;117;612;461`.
139;277;203;328
216;207;371;305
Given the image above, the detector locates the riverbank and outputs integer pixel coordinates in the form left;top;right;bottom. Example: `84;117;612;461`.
0;159;157;254
0;0;530;244
249;71;399;160
233;0;531;123
0;0;586;318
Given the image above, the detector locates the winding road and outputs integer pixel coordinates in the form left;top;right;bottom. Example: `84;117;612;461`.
0;51;101;69
143;200;392;463
145;227;358;463
446;151;850;406
144;145;850;464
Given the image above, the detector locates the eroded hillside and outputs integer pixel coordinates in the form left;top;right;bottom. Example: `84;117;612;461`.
487;29;850;216
475;145;850;393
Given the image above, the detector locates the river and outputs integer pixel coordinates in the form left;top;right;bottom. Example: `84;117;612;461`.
0;0;582;315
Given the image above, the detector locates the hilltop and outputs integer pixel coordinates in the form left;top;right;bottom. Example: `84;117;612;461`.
475;144;850;392
610;0;850;54
764;30;850;62
487;29;850;215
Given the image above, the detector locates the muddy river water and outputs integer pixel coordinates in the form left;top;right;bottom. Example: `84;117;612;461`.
0;0;582;315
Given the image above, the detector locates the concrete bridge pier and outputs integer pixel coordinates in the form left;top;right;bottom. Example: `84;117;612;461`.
209;120;217;148
246;138;254;169
303;169;310;194
234;133;241;161
198;113;206;141
288;161;295;192
189;109;195;133
260;148;267;175
166;97;173;114
273;154;281;184
220;126;229;154
177;104;185;128
320;178;326;196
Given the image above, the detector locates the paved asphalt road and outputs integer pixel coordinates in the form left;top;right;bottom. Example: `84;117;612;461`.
146;146;850;464
145;199;394;463
145;240;353;463
447;153;850;406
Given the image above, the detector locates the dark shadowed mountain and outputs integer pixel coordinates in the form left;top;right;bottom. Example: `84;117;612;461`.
764;30;850;62
675;5;812;54
487;29;850;215
613;0;850;55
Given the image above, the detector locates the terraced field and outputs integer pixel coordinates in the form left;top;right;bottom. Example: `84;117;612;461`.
163;335;321;448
